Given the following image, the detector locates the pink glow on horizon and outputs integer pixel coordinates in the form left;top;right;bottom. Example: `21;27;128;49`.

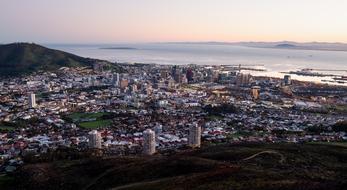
1;0;347;43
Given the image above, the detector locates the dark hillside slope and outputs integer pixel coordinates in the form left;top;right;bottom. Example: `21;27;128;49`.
0;43;100;76
4;143;347;190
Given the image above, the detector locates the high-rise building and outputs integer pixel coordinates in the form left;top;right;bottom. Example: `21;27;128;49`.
171;65;177;78
29;93;37;108
188;123;201;148
211;70;219;83
143;129;156;155
251;86;261;100
120;79;129;89
154;124;163;142
88;130;102;149
154;124;163;135
186;68;194;82
145;85;153;95
113;73;120;87
90;76;98;86
284;75;292;86
236;73;252;86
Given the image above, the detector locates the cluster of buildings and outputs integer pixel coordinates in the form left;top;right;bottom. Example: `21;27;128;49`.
0;63;347;173
86;122;201;156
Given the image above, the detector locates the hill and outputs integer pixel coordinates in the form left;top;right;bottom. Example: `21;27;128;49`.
0;43;107;76
275;43;297;48
171;41;347;52
3;143;347;190
233;41;347;51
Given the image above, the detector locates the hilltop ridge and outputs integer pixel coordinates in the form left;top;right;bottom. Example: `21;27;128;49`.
0;43;109;76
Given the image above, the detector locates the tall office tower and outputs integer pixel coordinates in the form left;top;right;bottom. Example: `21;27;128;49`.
284;75;292;86
113;73;120;87
88;130;102;149
29;93;37;108
87;77;93;86
212;71;220;83
154;124;163;142
251;86;261;100
186;68;194;82
143;129;156;155
236;73;252;86
91;76;97;86
120;79;129;89
188;123;201;148
171;65;177;78
154;124;163;135
146;85;153;96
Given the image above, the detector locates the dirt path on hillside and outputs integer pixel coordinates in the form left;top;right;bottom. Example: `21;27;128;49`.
242;150;286;163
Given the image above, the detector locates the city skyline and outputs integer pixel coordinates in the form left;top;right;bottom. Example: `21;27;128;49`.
1;1;347;189
1;0;347;43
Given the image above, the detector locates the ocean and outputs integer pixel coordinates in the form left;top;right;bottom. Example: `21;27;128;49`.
47;43;347;85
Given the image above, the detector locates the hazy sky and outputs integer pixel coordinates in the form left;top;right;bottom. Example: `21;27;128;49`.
1;0;347;43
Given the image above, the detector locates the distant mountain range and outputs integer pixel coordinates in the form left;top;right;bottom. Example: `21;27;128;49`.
100;47;137;50
274;43;297;48
234;41;347;51
0;43;109;77
168;41;347;51
1;41;345;78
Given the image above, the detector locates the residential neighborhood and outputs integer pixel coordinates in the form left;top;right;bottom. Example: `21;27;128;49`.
0;63;346;174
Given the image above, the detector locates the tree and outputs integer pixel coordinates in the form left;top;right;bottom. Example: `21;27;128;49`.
332;121;347;132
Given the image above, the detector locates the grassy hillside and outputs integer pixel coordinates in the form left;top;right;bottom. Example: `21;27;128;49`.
0;43;104;76
4;143;347;190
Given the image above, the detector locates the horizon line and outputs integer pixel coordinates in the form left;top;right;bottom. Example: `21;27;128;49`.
2;40;347;46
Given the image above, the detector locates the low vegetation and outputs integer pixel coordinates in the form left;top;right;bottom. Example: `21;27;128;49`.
0;175;15;188
79;119;113;129
332;120;347;132
8;143;347;190
0;125;15;132
65;112;113;129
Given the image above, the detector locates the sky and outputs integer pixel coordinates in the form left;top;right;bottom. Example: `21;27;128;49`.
1;0;347;44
